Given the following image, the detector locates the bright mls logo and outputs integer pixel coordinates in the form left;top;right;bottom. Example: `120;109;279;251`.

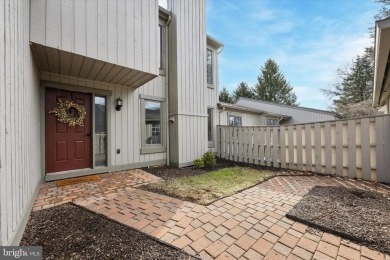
0;247;42;260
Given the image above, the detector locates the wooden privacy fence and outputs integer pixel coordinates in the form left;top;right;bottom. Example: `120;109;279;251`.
217;115;390;183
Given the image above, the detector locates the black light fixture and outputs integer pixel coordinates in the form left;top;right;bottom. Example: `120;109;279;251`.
116;97;123;111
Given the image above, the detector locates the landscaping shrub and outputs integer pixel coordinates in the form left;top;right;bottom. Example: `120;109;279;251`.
202;150;216;168
193;158;204;168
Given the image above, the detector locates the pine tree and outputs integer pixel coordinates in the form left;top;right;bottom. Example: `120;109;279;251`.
322;48;374;117
219;87;233;103
232;82;254;102
253;59;298;105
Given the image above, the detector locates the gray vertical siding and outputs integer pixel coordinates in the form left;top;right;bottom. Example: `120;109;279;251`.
30;0;159;75
0;0;42;245
236;98;338;124
168;0;208;166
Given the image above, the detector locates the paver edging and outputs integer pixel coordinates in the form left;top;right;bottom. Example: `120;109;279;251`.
286;213;388;255
67;202;202;260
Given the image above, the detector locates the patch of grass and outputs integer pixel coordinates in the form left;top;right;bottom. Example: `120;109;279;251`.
140;167;274;205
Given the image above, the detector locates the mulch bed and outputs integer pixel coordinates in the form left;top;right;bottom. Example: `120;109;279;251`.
287;186;390;254
143;157;309;180
21;203;197;260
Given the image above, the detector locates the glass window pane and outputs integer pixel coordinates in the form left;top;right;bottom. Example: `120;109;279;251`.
207;49;213;84
229;116;241;126
145;101;161;145
208;108;212;141
95;96;107;166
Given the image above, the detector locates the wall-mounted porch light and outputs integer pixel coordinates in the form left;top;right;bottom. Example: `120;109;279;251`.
116;97;123;111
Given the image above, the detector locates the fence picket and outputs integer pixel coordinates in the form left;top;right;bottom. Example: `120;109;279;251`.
305;124;312;171
360;118;370;180
266;127;271;167
335;121;343;176
272;127;279;167
253;128;259;165
288;125;294;169
280;127;286;168
259;128;265;166
296;125;303;171
348;120;356;179
315;123;322;173
233;128;238;162
324;122;332;175
376;117;385;182
248;128;254;164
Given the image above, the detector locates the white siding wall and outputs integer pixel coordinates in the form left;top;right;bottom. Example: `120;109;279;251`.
0;0;42;245
40;73;167;168
30;0;158;75
219;110;265;126
168;0;208;166
237;98;338;124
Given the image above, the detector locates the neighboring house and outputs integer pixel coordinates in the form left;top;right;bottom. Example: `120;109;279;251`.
0;0;222;246
373;17;390;114
233;98;341;125
217;102;291;126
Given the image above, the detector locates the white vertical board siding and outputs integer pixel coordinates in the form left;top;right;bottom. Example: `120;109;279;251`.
168;0;208;166
0;0;42;245
217;116;390;183
30;0;158;74
40;73;167;168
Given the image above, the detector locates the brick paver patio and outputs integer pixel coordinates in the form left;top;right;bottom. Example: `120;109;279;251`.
33;169;390;259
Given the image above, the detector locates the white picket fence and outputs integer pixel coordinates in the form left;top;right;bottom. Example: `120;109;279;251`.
217;115;390;183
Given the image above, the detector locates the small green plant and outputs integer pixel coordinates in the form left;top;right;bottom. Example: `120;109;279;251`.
202;150;216;168
193;158;204;168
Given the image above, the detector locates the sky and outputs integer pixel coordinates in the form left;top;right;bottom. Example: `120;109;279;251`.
206;0;381;110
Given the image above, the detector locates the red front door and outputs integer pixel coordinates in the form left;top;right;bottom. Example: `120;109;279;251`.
45;88;92;173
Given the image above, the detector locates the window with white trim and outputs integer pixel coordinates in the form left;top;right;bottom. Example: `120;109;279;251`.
266;118;279;126
229;115;242;126
140;95;166;154
158;19;167;75
208;108;214;147
207;48;214;85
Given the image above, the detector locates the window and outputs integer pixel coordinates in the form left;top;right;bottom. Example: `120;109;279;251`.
229;115;242;126
158;22;166;75
95;96;107;167
207;48;213;85
266;118;279;126
208;108;214;147
140;95;166;154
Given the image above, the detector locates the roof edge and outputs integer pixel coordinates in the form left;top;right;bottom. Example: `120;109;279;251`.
236;97;342;118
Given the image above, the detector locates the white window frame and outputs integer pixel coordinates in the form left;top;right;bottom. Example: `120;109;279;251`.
229;115;242;126
207;48;214;88
266;118;279;126
140;94;166;154
159;16;167;76
208;107;214;148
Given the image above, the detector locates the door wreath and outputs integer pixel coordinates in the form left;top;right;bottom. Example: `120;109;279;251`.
49;100;86;127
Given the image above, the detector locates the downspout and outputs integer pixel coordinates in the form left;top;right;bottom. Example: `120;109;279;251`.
165;13;172;166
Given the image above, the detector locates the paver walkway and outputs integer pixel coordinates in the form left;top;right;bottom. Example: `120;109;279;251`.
33;170;390;260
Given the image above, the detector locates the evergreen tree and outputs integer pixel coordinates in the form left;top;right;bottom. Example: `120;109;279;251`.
232;82;254;102
253;59;298;105
219;87;233;103
322;48;374;117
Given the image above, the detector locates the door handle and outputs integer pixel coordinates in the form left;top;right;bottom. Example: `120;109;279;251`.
86;133;91;137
